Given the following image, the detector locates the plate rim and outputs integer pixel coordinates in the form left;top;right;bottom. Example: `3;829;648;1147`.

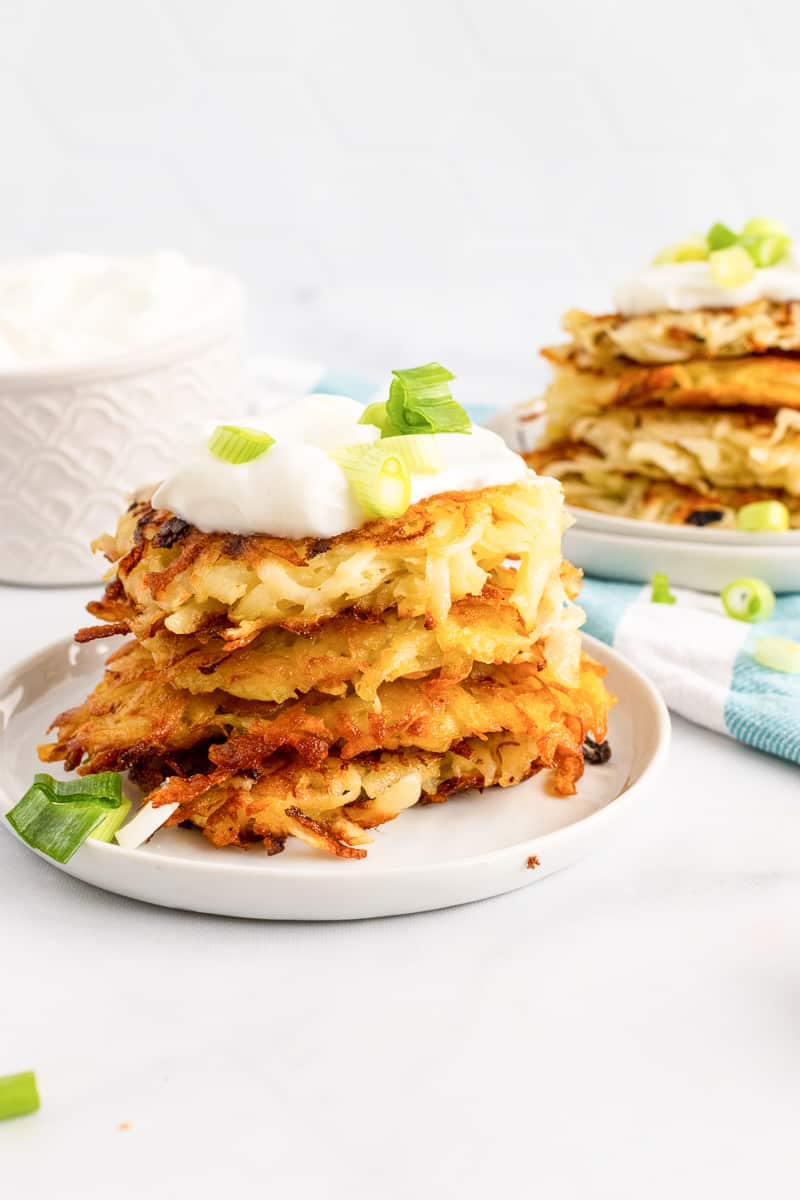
568;504;800;547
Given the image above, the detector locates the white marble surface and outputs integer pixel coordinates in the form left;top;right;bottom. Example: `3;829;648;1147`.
1;582;799;1198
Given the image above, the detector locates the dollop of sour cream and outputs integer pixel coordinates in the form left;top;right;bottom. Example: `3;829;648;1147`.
0;252;237;367
152;394;527;539
614;251;800;316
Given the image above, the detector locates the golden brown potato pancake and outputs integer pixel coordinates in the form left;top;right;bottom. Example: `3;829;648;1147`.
40;639;609;781
538;358;800;444
147;733;586;860
84;476;573;654
552;301;800;368
526;447;800;528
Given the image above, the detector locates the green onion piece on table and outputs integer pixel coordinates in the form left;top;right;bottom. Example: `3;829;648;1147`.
6;772;125;864
721;578;775;623
736;500;790;533
754;636;800;674
706;222;738;252
709;246;755;289
0;1072;40;1121
333;444;412;518
208;425;275;464
385;363;470;436
650;572;676;604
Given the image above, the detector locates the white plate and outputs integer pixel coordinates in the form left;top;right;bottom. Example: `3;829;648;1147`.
565;523;800;593
0;635;669;921
569;504;800;548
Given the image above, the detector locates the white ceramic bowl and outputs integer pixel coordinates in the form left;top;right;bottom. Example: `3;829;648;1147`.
0;271;246;586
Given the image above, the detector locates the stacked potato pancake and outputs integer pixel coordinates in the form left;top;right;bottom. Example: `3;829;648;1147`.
528;298;800;528
39;476;612;859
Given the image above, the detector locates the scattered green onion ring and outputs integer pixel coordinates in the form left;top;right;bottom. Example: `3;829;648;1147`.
709;245;755;289
754;636;800;674
6;772;125;864
736;500;790;533
651;572;676;604
208;424;275;464
333;444;412;518
721;578;775;623
0;1072;39;1121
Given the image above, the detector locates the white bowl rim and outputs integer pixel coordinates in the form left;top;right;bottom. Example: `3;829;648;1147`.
0;269;245;390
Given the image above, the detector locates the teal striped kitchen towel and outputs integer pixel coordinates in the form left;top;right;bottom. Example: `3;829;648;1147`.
581;577;800;764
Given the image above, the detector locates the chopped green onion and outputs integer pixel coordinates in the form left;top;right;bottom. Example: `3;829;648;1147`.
358;402;390;432
385;363;470;437
651;572;676;604
721;578;775;623
6;772;125;864
754;636;800;674
378;434;442;474
333;444;412;518
740;217;788;240
0;1072;39;1121
709;245;755;289
736;500;790;533
739;232;791;269
652;237;708;264
707;222;738;252
89;797;132;842
208;425;275;465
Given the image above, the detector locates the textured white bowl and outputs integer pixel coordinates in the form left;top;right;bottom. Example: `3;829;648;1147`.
0;271;246;585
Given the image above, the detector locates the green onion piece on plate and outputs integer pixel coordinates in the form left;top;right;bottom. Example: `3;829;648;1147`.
358;401;390;432
721;578;775;623
89;797;132;843
652;237;708;264
707;222;738;252
651;572;676;604
0;1072;39;1121
333;444;412;518
6;771;125;864
754;636;800;674
736;500;790;533
208;425;275;465
385;363;470;436
709;245;755;289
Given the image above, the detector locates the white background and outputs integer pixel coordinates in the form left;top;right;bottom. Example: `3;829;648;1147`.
5;0;800;401
3;3;800;1195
